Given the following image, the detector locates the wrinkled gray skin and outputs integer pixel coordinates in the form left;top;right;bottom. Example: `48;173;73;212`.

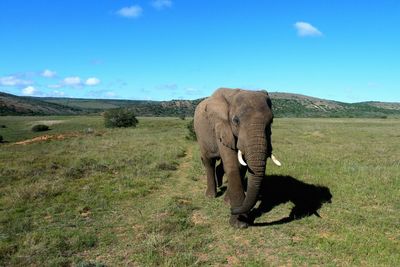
194;88;274;228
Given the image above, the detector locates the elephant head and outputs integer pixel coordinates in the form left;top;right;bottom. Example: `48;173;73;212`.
206;88;280;215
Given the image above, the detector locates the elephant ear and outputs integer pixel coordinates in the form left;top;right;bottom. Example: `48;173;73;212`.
215;120;236;150
259;90;273;120
205;96;236;150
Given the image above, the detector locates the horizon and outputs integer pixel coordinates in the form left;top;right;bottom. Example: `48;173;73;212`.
1;1;399;103
4;89;399;105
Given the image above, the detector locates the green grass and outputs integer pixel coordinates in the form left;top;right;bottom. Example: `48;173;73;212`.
1;116;399;266
0;115;104;143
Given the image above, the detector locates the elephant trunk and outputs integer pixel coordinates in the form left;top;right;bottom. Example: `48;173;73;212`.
231;128;267;215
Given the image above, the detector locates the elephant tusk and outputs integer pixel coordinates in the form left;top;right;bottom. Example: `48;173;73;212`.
271;154;282;167
237;150;247;166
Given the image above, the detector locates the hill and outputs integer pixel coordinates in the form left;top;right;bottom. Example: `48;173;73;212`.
0;92;83;115
269;92;400;118
37;97;204;117
1;91;400;118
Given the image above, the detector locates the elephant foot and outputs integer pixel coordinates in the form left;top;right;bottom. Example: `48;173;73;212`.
229;215;249;229
205;189;217;198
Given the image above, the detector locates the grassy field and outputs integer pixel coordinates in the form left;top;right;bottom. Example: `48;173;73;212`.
0;116;399;266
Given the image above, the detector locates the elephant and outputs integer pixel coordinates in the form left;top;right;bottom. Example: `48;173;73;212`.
194;88;281;228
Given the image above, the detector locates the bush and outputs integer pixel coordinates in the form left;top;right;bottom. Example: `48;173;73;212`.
0;135;3;143
31;124;50;132
103;108;139;128
186;119;197;141
0;124;6;128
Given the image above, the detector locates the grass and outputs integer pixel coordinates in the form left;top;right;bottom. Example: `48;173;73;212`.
0;116;399;266
0;115;104;143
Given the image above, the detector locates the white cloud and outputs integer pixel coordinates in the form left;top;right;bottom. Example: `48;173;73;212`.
22;86;39;96
85;77;100;86
116;5;143;18
41;69;56;78
63;76;81;86
0;76;32;86
152;0;172;10
49;76;101;88
294;22;322;37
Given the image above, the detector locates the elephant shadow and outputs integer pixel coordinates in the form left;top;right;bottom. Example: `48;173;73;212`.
245;175;332;227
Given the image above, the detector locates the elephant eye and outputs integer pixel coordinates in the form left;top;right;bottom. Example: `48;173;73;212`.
232;116;240;125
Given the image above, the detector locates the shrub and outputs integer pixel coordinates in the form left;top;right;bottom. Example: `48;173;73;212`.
186;119;197;141
0;124;6;128
31;124;50;132
103;108;139;128
0;135;3;143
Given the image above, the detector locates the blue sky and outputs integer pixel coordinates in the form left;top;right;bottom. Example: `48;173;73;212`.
1;0;399;102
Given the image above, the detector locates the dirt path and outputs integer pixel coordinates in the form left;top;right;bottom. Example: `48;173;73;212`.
14;132;81;145
87;143;203;265
168;144;197;194
144;143;205;210
83;143;250;265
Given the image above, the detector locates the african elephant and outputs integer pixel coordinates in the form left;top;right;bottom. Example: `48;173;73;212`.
194;88;281;228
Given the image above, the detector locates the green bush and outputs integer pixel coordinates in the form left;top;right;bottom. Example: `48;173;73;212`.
186;119;197;141
0;135;3;143
103;108;139;128
31;124;50;132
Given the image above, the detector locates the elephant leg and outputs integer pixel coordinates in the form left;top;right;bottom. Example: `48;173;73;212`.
224;164;247;204
219;147;249;228
227;166;248;228
201;157;217;198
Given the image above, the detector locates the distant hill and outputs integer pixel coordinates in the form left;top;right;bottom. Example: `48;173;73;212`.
269;92;400;118
38;97;204;117
1;91;400;118
0;92;83;115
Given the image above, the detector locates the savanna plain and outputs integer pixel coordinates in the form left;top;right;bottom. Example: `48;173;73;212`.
0;116;399;266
